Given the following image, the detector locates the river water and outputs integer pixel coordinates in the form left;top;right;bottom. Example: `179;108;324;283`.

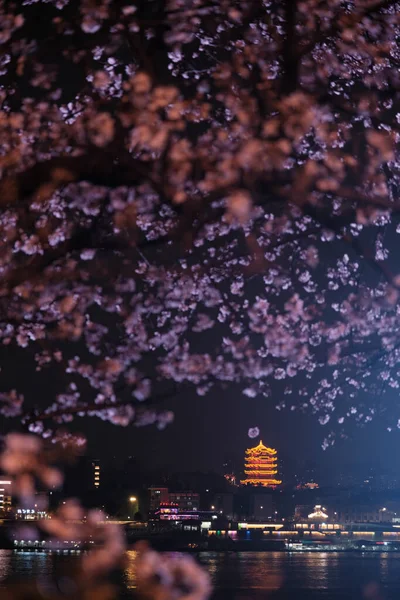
1;550;400;598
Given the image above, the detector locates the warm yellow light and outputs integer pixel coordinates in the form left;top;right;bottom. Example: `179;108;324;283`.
130;496;137;502
241;478;282;487
241;440;281;488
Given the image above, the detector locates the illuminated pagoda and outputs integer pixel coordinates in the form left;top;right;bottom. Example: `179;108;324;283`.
240;440;282;488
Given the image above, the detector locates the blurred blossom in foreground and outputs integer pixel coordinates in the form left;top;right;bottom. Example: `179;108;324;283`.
0;434;211;600
0;433;63;506
248;427;260;439
136;542;212;600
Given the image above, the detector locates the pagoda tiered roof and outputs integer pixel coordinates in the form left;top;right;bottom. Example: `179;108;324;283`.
240;439;282;488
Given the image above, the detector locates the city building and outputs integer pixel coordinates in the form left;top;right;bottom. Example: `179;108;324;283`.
213;493;234;519
152;503;206;521
337;506;395;524
148;487;199;512
169;491;199;511
294;503;398;526
149;487;169;511
148;503;220;534
251;494;274;521
240;440;282;488
295;505;312;520
16;508;49;520
15;492;49;520
0;480;12;514
92;459;100;489
308;504;329;520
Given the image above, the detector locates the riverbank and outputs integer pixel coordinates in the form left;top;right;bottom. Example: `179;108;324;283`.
10;538;400;554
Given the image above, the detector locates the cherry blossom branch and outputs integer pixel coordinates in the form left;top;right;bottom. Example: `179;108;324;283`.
302;203;400;290
23;383;181;427
298;0;398;58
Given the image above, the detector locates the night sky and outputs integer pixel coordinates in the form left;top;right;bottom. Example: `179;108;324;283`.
83;384;400;478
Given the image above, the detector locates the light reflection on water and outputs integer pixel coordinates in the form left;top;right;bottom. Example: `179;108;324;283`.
0;550;11;581
1;550;400;598
124;550;138;589
195;552;400;598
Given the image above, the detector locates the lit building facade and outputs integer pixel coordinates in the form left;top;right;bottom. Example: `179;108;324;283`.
153;503;202;521
149;488;199;512
308;504;328;520
16;508;49;520
169;492;199;511
0;480;12;514
92;460;100;489
149;487;169;511
337;507;395;524
15;492;49;520
240;440;282;488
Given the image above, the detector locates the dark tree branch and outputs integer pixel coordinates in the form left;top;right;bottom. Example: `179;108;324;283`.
23;382;182;426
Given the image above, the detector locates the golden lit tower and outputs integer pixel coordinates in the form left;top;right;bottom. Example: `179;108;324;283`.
240;440;282;488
